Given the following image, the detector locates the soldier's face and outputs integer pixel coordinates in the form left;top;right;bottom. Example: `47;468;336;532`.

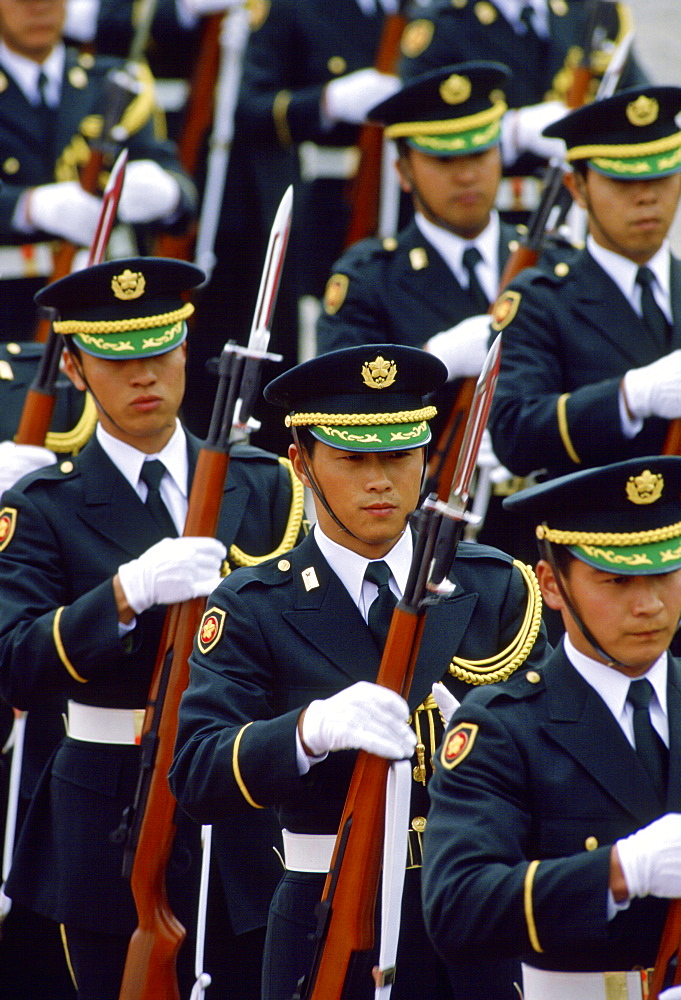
567;167;681;265
397;146;501;240
537;557;681;676
290;441;424;559
63;344;187;455
0;0;65;62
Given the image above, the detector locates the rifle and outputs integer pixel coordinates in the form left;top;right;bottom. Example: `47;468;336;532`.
343;7;407;248
15;148;128;447
116;185;292;1000
292;337;501;1000
566;0;626;108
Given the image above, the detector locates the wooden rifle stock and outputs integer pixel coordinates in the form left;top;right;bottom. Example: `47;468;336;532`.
13;330;64;445
650;900;681;998
663;420;681;456
155;13;223;260
118;445;229;1000
343;12;406;248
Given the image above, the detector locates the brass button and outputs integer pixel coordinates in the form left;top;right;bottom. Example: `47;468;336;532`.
554;261;570;277
3;157;19;175
585;836;598;851
6;342;21;354
382;237;398;251
60;461;74;474
327;57;347;76
526;670;541;684
277;559;291;571
412;816;427;833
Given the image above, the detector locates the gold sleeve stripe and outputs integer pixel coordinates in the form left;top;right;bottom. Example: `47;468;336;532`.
524;859;544;954
233;722;264;809
53;607;88;683
449;561;543;685
556;393;581;465
273;89;293;148
230;457;305;567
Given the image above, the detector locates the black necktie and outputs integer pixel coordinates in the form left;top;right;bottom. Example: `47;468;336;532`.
519;3;539;38
36;69;55;140
140;460;178;537
462;246;489;313
627;678;668;800
636;266;670;350
364;560;397;651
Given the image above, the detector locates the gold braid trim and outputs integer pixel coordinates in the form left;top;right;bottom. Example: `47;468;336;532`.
233;722;264;808
117;60;156;138
448;561;542;685
53;607;87;684
536;520;681;547
45;393;97;454
524;860;544;953
53;303;194;336
286;406;437;427
273;89;294;147
566;130;681;164
385;99;507;140
229;458;305;568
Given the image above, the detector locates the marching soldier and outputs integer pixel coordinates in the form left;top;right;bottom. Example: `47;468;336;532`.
0;0;197;340
170;343;549;1000
0;257;304;999
423;455;681;1000
488;84;681;482
399;0;649;217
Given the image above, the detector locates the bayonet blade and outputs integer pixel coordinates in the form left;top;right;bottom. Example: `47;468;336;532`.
88;148;128;266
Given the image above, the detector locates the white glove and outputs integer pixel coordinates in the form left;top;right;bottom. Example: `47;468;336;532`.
117;536;226;614
425;314;491;381
301;681;417;760
623;350;681;420
27;181;102;245
117;160;181;224
501;100;568;163
616;813;681;898
432;682;460;728
178;0;243;15
660;990;681;999
323;69;400;125
0;441;56;494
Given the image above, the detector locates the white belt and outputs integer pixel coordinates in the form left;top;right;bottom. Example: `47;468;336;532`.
281;829;336;873
496;176;542;213
298;142;360;182
0;243;53;279
521;964;655;1000
66;701;145;745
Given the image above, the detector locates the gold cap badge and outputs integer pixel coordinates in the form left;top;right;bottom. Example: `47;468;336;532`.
626;469;664;505
439;74;471;106
626;95;659;128
111;269;146;301
361;355;397;390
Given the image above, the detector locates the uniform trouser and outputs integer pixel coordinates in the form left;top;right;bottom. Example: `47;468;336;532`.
262;867;518;1000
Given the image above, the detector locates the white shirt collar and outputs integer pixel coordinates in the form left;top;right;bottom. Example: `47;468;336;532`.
0;41;64;106
313;522;412;619
564;633;669;746
95;420;189;499
494;0;549;36
415;209;501;303
355;0;398;14
587;234;672;320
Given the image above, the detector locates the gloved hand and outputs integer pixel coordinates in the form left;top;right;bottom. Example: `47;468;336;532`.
323;68;400;125
432;682;460;728
301;680;416;760
0;441;56;494
178;0;244;14
616;813;681;898
501;100;567;163
26;181;102;245
622;350;681;420
660;989;681;999
117;160;181;224
424;314;491;380
117;536;226;615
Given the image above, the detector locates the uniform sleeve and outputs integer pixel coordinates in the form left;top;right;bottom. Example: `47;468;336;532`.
488;278;628;478
169;581;305;821
421;699;613;964
0;488;128;710
316;244;392;354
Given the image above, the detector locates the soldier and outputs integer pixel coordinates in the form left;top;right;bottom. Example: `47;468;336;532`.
0;256;303;1000
170;343;549;1000
0;0;197;340
423;455;681;1000
399;0;649;217
487;85;681;483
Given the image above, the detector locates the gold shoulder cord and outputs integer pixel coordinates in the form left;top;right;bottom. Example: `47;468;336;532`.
448;560;543;685
45;393;97;454
228;457;305;570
